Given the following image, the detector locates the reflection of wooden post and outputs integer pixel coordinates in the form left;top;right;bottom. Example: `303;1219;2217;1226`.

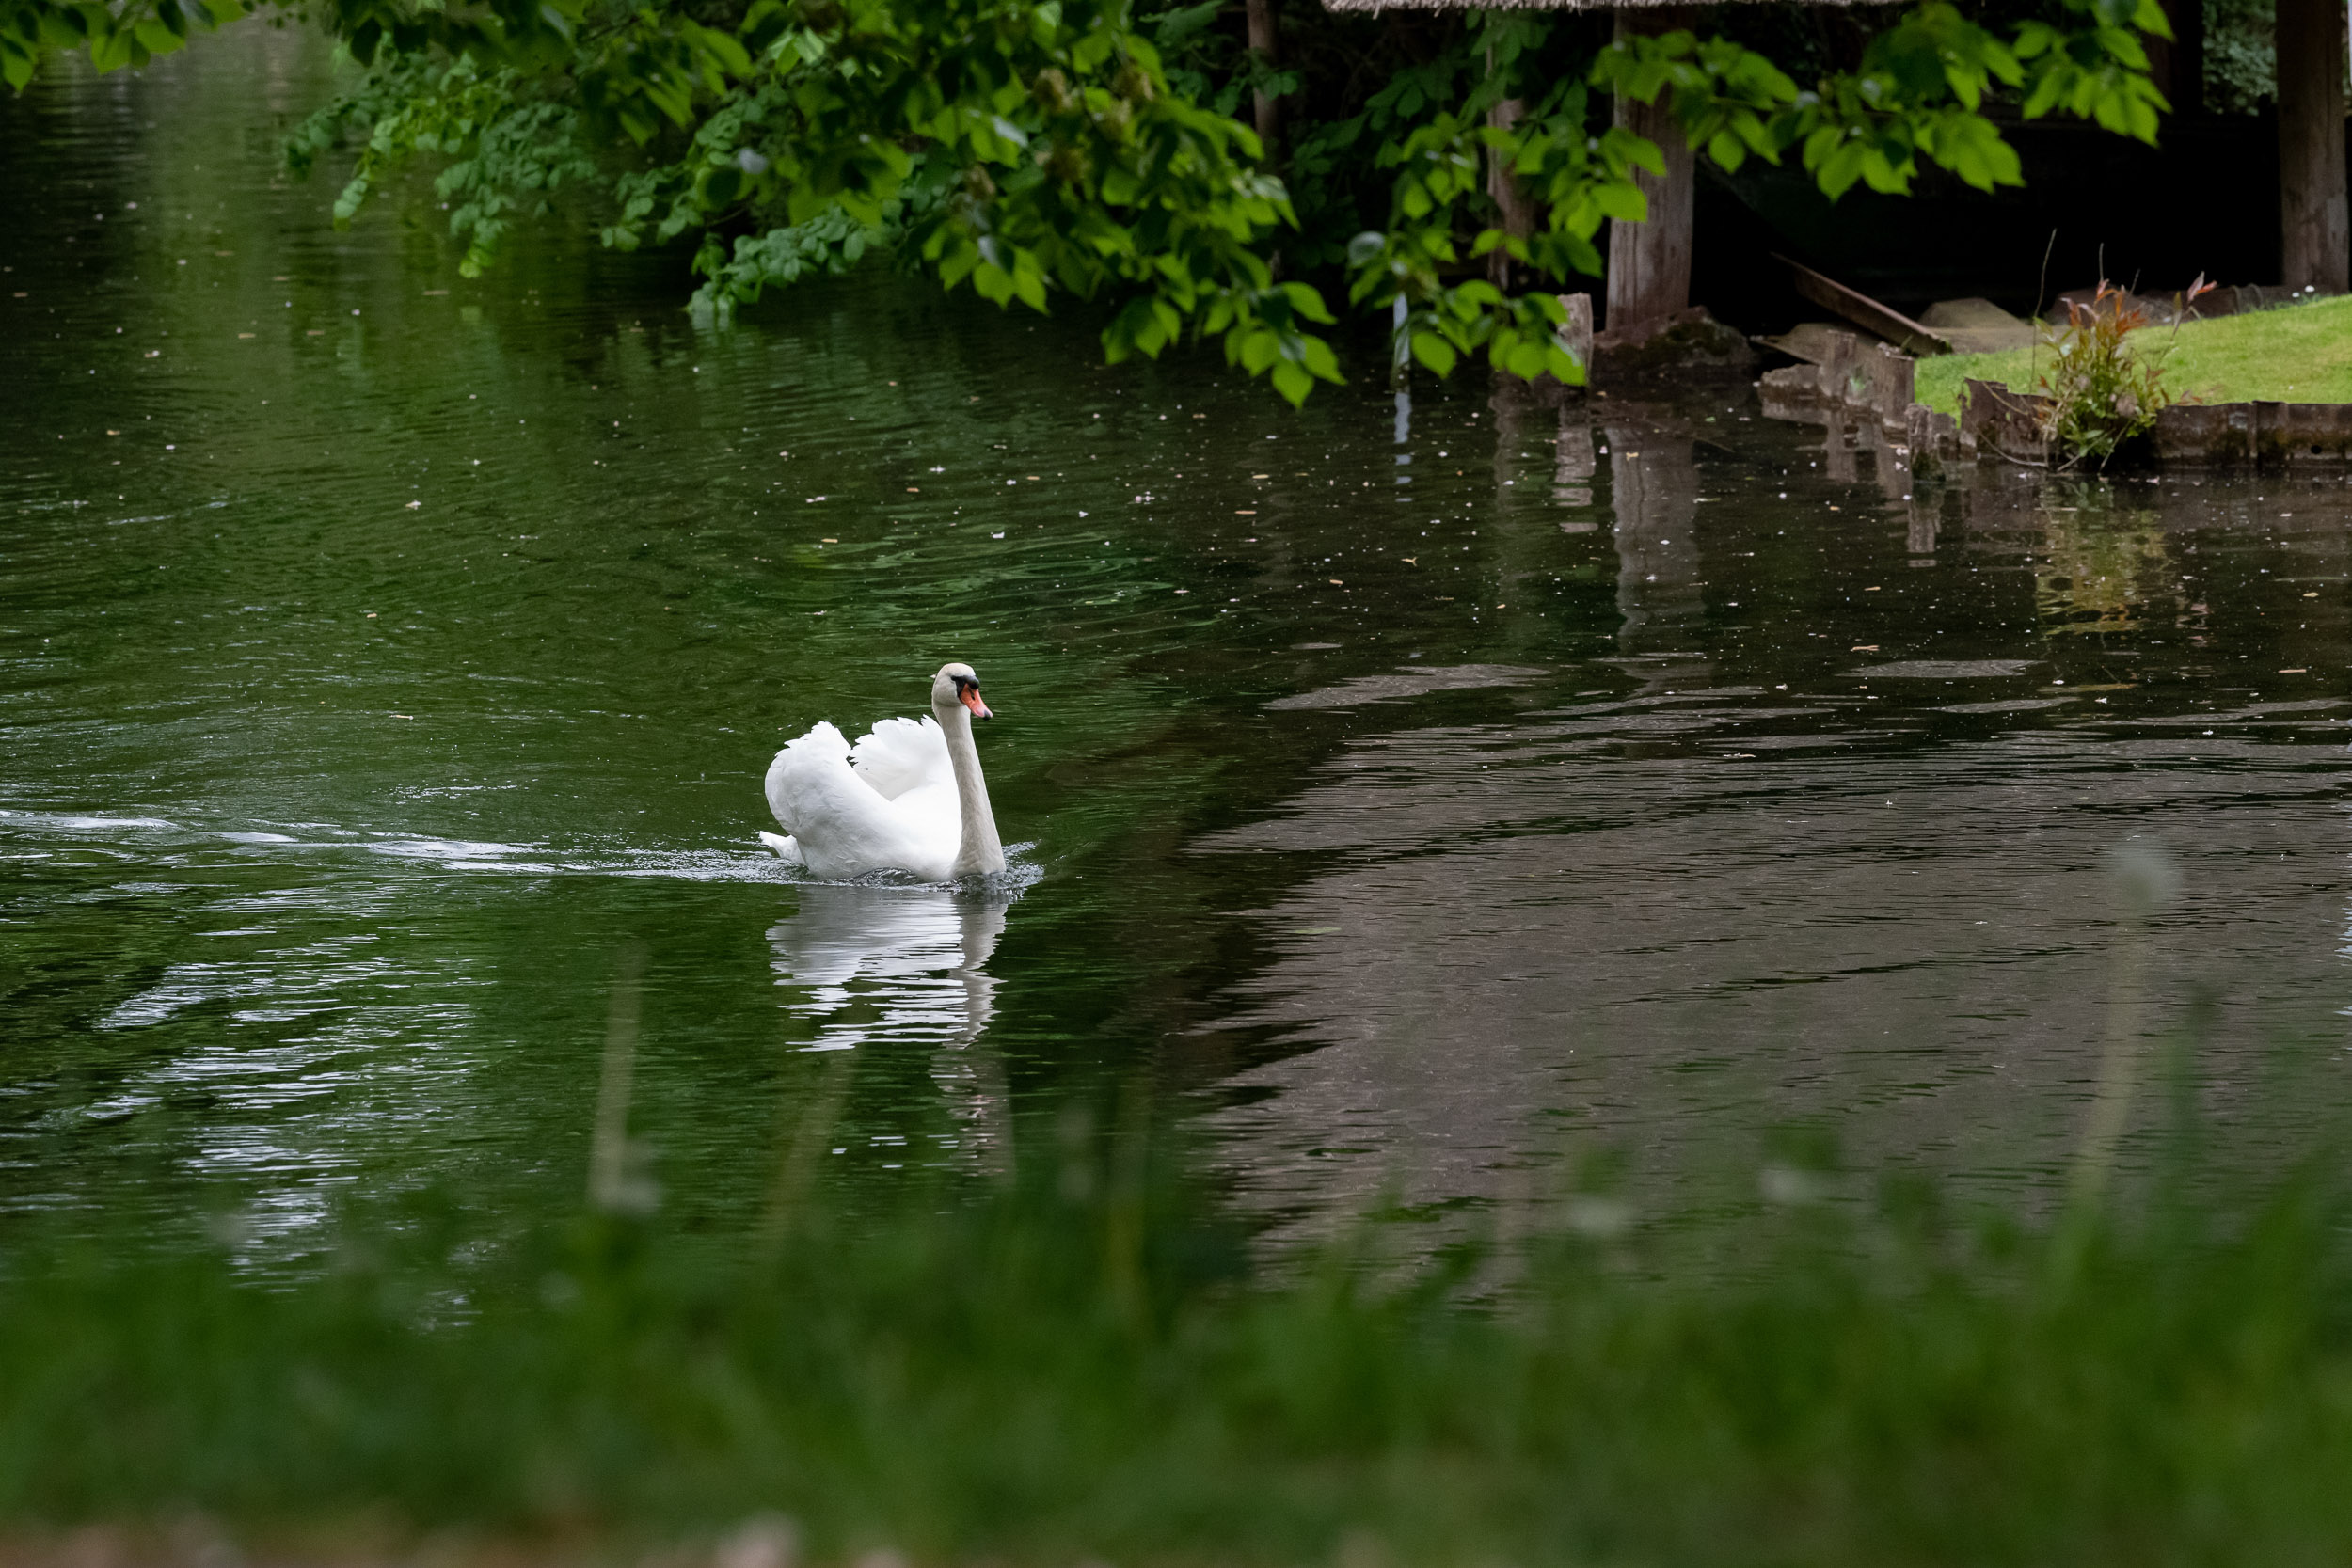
1554;412;1596;507
1907;497;1940;560
1607;421;1702;650
1246;0;1283;158
2276;0;2347;292
1605;6;1696;329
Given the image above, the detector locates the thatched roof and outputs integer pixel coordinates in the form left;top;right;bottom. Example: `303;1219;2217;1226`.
1324;0;1852;10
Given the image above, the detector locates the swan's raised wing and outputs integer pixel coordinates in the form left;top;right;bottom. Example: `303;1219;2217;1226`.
850;715;952;800
767;720;850;798
765;720;957;880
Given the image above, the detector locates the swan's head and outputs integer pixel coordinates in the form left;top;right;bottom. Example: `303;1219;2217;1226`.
933;661;993;720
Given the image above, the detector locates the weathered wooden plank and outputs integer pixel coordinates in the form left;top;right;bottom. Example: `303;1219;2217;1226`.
1557;291;1594;376
1919;297;2036;353
1960;380;2049;465
2154;400;2352;464
1776;255;1952;356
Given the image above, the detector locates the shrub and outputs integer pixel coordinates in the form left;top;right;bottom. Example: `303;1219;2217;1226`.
2036;277;2215;469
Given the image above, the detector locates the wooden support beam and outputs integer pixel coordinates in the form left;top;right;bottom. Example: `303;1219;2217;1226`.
1486;84;1535;289
1246;0;1283;159
2145;0;2201;117
1775;255;1952;355
2276;0;2348;293
1604;6;1695;330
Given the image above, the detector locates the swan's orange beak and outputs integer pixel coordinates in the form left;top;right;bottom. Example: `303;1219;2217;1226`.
960;686;993;720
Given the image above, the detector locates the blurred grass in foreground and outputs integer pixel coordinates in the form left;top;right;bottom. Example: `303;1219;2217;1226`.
6;1128;2352;1568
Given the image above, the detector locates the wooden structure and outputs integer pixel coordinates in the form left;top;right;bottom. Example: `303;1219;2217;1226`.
1602;4;1695;327
1246;0;1283;155
2275;0;2347;292
1775;254;1950;355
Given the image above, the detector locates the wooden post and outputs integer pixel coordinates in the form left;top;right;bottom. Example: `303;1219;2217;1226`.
2144;0;2201;117
1558;292;1594;379
1246;0;1282;159
1605;6;1696;330
2276;0;2347;292
1486;45;1536;288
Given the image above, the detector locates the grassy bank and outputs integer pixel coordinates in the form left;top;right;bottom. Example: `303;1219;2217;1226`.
1914;293;2352;414
8;1155;2352;1568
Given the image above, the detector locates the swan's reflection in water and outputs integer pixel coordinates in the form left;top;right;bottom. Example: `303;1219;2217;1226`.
768;886;1012;1173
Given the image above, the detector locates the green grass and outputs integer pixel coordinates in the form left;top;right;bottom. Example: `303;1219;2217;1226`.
1915;293;2352;415
9;1148;2352;1567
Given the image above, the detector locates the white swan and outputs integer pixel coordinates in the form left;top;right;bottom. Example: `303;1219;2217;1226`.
759;662;1008;882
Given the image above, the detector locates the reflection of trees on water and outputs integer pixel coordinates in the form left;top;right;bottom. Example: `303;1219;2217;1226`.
768;887;1012;1176
2032;505;2182;635
1953;479;2188;639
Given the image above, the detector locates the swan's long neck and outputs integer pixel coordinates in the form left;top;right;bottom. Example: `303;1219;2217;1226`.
938;704;1006;877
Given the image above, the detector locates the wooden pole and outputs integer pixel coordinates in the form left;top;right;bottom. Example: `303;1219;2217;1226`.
1246;0;1282;158
2145;0;2201;117
2275;0;2347;292
1486;46;1536;289
1605;6;1697;329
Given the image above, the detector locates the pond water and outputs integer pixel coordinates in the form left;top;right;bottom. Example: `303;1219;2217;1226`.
4;25;2349;1271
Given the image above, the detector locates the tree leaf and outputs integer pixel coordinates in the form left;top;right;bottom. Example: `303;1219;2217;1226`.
1410;331;1457;376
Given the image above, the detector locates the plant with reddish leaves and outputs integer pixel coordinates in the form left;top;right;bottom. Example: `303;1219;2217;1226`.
2038;275;2214;468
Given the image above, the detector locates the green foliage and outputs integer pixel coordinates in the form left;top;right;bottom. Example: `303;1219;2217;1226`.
0;0;244;91
10;0;2178;405
1342;82;1647;386
1587;27;1798;176
2204;0;2274;115
291;53;598;277
1594;0;2174;201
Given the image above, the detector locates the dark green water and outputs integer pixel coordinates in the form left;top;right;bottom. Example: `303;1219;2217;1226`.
4;25;2349;1271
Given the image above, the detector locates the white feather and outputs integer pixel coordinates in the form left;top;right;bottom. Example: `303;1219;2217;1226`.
764;718;961;882
849;716;953;800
